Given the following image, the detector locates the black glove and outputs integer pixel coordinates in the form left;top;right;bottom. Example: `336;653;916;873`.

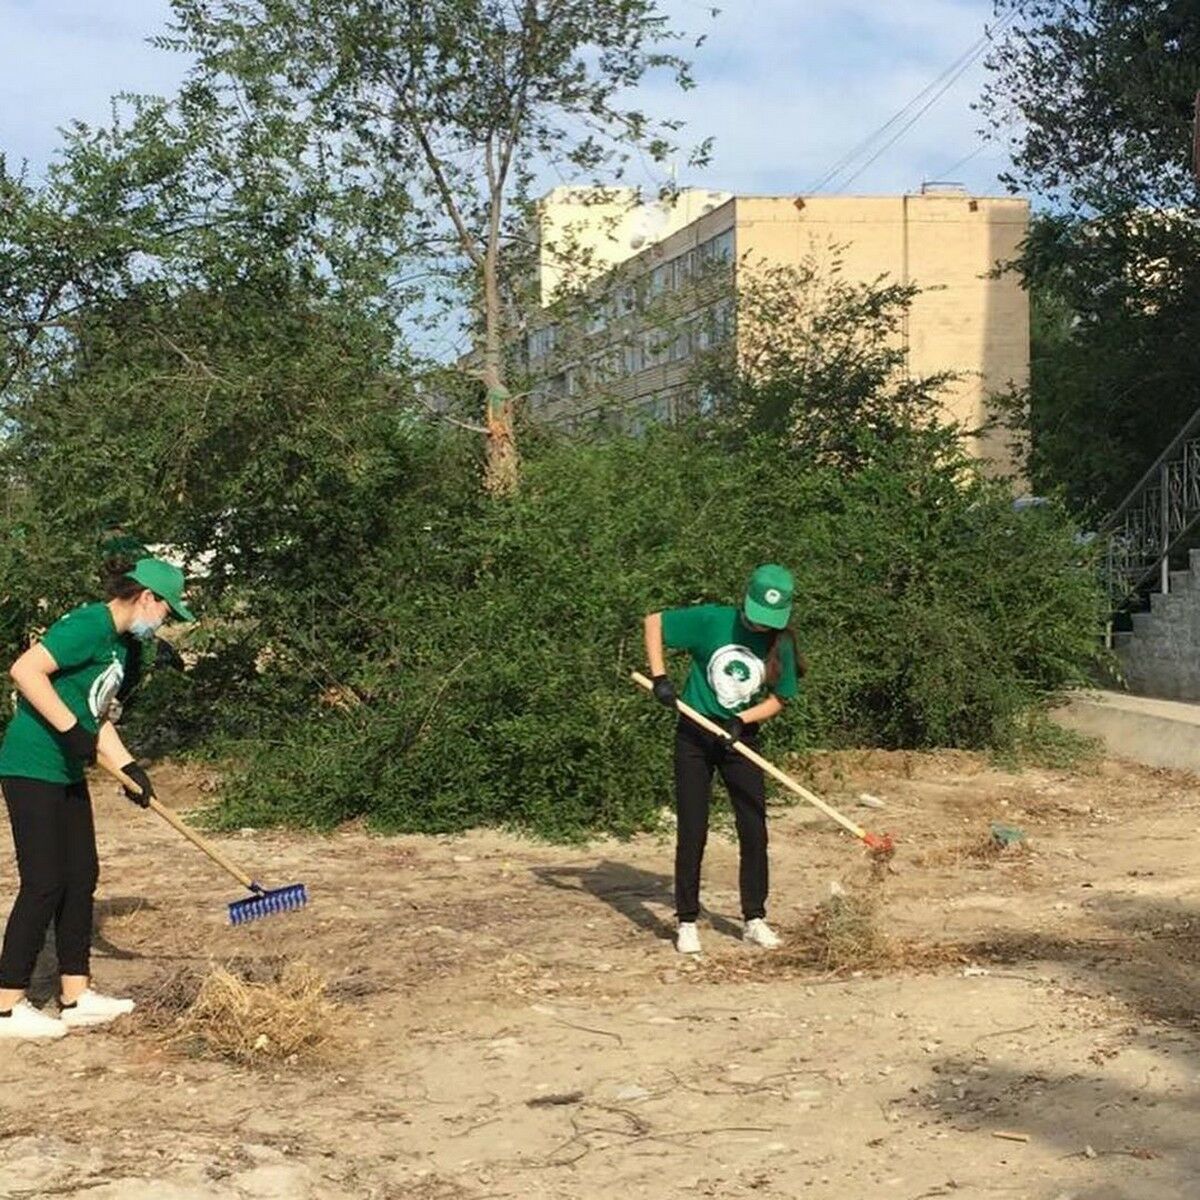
56;721;98;766
152;637;185;673
719;716;745;745
119;761;154;809
651;674;677;708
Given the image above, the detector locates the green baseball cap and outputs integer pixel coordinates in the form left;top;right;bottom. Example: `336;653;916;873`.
743;563;794;630
126;558;196;622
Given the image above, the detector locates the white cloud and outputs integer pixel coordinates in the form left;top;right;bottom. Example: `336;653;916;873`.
0;0;1015;196
640;0;1014;197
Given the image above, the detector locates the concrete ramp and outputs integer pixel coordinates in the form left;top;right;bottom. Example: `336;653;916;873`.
1052;690;1200;774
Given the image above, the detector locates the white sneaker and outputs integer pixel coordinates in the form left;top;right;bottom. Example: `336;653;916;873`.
743;918;782;949
675;922;702;955
59;988;135;1028
0;999;69;1040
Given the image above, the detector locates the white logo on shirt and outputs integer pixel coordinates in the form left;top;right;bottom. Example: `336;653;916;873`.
89;658;124;721
707;644;765;711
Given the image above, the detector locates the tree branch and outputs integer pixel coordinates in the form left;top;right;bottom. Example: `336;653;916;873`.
380;58;486;271
408;388;490;435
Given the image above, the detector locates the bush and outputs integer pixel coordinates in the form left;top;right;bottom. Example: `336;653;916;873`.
209;422;1104;839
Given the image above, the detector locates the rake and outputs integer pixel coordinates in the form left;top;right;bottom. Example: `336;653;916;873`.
98;757;308;925
631;671;895;862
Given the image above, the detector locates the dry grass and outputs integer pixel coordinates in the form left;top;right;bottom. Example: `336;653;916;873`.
128;959;338;1065
809;886;892;971
173;961;336;1064
128;963;207;1031
911;826;1033;870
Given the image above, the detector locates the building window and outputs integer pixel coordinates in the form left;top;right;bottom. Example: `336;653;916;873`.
672;325;692;362
585;302;607;336
642;328;671;369
627;395;670;437
698;228;735;267
711;298;735;342
623;340;643;375
527;323;559;362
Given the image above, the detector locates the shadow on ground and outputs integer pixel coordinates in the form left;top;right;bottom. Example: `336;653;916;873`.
532;859;742;941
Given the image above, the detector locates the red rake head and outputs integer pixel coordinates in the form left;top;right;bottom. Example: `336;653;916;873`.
862;831;896;862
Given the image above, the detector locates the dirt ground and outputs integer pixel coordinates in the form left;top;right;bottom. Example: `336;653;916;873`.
2;749;1199;1200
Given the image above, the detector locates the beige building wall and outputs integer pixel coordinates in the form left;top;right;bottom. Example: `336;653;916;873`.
735;193;1030;471
525;190;1030;473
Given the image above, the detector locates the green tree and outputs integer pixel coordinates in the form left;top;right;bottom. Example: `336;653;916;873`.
697;257;957;468
0;88;413;665
979;1;1200;515
163;0;709;494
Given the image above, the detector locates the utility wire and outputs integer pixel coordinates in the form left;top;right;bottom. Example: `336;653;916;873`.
832;15;1016;193
926;111;1026;187
928;142;992;182
807;37;991;194
808;10;1017;195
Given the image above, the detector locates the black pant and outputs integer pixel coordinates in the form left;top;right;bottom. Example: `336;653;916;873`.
673;719;768;924
0;777;98;990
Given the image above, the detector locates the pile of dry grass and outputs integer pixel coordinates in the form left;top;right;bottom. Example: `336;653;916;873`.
173;961;335;1064
130;959;337;1065
810;885;892;971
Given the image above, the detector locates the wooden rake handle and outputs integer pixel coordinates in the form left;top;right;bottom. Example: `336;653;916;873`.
96;754;257;891
630;670;870;843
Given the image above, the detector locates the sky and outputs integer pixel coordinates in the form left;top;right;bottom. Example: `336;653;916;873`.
0;0;1017;198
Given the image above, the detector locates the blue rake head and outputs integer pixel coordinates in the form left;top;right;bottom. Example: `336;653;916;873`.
228;882;308;926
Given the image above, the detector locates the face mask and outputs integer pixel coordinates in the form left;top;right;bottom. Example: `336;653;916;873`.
130;616;163;641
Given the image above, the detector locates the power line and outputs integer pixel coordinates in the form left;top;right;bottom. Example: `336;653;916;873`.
932;142;991;180
808;11;1017;195
807;36;992;194
833;15;1016;193
925;111;1026;187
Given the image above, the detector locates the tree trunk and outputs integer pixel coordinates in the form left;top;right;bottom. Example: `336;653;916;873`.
482;368;519;497
480;238;519;497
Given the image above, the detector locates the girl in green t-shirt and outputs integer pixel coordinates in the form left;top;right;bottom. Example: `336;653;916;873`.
643;564;802;956
0;557;195;1040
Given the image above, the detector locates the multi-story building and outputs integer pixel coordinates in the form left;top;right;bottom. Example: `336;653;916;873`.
521;186;1030;471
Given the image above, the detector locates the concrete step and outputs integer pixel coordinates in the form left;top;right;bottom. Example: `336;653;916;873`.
1170;569;1194;593
1131;610;1162;636
1189;547;1200;575
1149;590;1182;615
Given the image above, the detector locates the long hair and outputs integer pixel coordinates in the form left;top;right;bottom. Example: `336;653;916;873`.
766;624;807;688
100;551;144;602
98;545;147;701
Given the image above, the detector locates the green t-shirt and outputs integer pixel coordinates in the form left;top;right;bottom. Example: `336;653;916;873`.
661;604;799;719
0;603;128;784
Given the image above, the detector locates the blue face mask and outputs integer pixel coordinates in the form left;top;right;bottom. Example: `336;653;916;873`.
129;616;163;641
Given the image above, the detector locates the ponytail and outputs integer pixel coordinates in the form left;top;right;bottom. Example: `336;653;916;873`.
766;625;807;688
98;529;149;601
101;555;144;601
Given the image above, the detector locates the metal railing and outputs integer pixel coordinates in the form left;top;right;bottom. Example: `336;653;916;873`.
1101;405;1200;610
